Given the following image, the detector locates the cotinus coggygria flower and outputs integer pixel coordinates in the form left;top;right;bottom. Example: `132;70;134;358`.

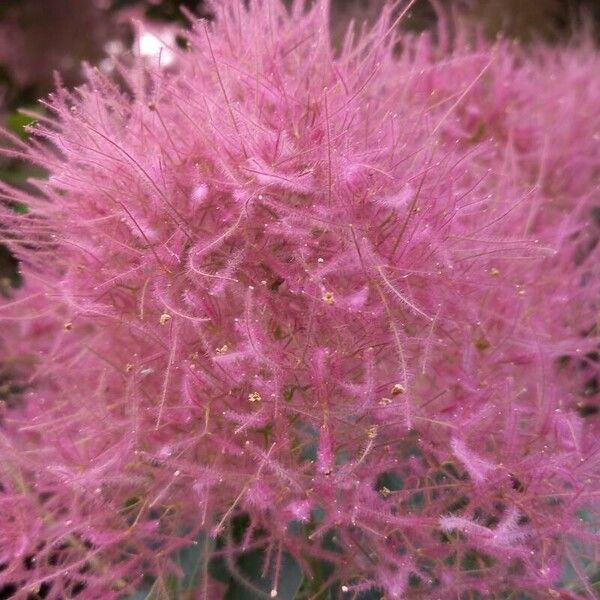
1;1;599;598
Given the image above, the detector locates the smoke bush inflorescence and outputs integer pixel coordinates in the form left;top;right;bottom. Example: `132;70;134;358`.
1;1;599;598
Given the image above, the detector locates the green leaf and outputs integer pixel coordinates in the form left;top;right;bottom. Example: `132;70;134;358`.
123;534;213;600
224;549;303;600
122;591;152;600
374;470;403;494
177;533;214;592
0;164;46;187
7;109;38;140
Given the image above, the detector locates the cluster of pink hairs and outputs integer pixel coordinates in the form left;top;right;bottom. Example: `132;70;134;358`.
1;1;600;598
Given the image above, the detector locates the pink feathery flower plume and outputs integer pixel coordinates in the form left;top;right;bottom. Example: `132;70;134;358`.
0;1;599;598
